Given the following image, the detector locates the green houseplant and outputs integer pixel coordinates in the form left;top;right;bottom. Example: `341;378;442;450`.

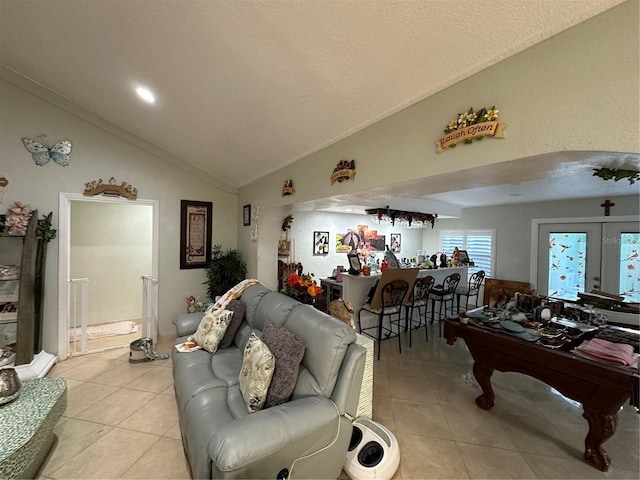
204;244;247;301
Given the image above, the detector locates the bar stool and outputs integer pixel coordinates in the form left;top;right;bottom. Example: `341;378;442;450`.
404;275;435;346
456;270;485;312
357;279;410;360
428;273;461;337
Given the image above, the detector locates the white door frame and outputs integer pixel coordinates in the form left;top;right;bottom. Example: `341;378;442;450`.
57;193;159;359
530;215;638;291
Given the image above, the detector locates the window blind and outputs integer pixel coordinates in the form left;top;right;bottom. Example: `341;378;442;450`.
441;229;495;278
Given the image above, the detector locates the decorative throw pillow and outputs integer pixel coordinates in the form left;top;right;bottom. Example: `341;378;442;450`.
190;308;233;353
239;333;275;413
261;321;306;408
219;299;246;349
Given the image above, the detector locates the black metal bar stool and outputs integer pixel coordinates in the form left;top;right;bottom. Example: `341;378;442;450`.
428;272;461;337
357;278;410;360
456;270;485;312
404;275;435;346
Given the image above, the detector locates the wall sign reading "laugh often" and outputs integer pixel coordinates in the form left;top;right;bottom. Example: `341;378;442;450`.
436;106;506;153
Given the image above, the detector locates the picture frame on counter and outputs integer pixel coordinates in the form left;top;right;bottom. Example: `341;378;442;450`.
458;249;470;264
347;252;362;275
313;231;329;255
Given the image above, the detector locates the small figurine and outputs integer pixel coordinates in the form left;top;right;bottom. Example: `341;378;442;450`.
451;247;461;266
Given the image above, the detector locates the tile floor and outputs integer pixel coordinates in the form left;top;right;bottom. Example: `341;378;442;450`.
39;326;638;479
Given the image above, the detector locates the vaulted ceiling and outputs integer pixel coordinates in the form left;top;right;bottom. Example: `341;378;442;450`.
1;0;637;209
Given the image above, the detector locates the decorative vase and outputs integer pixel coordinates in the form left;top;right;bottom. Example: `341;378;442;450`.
0;367;22;405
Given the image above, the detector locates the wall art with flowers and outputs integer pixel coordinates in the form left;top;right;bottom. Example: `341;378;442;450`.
436;106;506;153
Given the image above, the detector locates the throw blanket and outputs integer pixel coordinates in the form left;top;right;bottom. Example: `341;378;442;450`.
211;279;263;310
574;338;637;366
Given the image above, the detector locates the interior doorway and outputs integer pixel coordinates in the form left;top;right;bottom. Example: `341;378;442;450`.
58;193;159;359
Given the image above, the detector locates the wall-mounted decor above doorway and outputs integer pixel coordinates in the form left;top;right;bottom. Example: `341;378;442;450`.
84;177;138;200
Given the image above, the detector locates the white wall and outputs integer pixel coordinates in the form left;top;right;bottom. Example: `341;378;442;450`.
70;201;152;325
286;210;424;281
0;74;239;354
238;1;639;285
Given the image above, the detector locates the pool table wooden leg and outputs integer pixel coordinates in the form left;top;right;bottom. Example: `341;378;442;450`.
583;408;617;472
472;361;495;410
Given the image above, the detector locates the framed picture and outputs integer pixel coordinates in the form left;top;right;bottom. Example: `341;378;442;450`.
243;204;251;226
180;200;212;269
390;233;401;253
278;239;291;256
347;252;362;274
458;249;470;264
313;231;329;255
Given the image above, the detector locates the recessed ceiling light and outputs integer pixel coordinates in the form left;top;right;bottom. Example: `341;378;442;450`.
344;208;353;212
135;86;156;104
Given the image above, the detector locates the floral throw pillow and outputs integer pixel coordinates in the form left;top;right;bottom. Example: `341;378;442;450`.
239;333;275;413
190;308;233;353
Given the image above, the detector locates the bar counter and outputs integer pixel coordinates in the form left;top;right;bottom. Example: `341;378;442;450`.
342;266;468;315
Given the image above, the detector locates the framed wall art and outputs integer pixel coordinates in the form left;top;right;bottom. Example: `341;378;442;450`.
180;200;212;269
313;231;329;255
243;204;251;226
347;252;362;275
390;233;401;253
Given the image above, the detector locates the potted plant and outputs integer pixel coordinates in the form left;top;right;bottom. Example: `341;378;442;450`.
204;244;247;301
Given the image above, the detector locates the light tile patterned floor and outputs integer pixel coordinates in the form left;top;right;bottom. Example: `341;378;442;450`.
39;327;639;479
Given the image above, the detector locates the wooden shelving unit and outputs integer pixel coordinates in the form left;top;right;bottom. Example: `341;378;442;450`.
0;210;39;365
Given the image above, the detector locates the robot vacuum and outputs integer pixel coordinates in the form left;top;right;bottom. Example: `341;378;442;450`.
344;418;400;480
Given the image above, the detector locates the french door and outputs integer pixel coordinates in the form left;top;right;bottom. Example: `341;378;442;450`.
537;220;639;302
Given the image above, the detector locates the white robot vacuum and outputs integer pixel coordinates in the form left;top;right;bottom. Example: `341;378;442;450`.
344;418;400;480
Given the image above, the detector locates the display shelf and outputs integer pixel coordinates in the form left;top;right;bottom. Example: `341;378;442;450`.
0;211;38;365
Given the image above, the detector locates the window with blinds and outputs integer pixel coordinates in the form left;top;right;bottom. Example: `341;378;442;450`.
440;229;495;279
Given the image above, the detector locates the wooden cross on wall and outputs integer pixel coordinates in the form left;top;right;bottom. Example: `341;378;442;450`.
601;199;615;216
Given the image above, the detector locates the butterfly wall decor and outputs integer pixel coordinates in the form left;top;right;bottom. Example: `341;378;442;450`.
21;136;73;166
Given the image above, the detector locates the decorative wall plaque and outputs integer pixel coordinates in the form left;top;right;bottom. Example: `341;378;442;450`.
22;135;72;166
330;160;356;184
436;106;506;153
84;177;138;200
282;180;295;196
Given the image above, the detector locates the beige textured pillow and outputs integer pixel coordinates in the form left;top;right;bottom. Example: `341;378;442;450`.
239;333;275;413
191;308;233;353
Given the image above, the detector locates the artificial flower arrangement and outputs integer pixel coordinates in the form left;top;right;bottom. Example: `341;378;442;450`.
282;272;323;304
5;201;31;236
443;106;499;145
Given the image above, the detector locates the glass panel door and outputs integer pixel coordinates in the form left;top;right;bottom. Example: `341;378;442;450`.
601;222;640;302
537;221;639;302
537;223;601;301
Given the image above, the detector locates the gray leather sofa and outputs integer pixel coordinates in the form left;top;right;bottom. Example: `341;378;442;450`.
172;284;366;479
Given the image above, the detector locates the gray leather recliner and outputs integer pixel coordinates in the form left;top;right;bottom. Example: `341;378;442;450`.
172;284;366;479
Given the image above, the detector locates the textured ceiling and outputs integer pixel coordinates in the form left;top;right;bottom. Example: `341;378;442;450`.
0;0;629;193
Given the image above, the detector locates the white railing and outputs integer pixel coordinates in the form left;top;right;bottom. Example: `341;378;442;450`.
141;275;158;343
69;278;89;354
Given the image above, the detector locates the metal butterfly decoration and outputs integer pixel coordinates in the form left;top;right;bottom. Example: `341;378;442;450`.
21;136;72;166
